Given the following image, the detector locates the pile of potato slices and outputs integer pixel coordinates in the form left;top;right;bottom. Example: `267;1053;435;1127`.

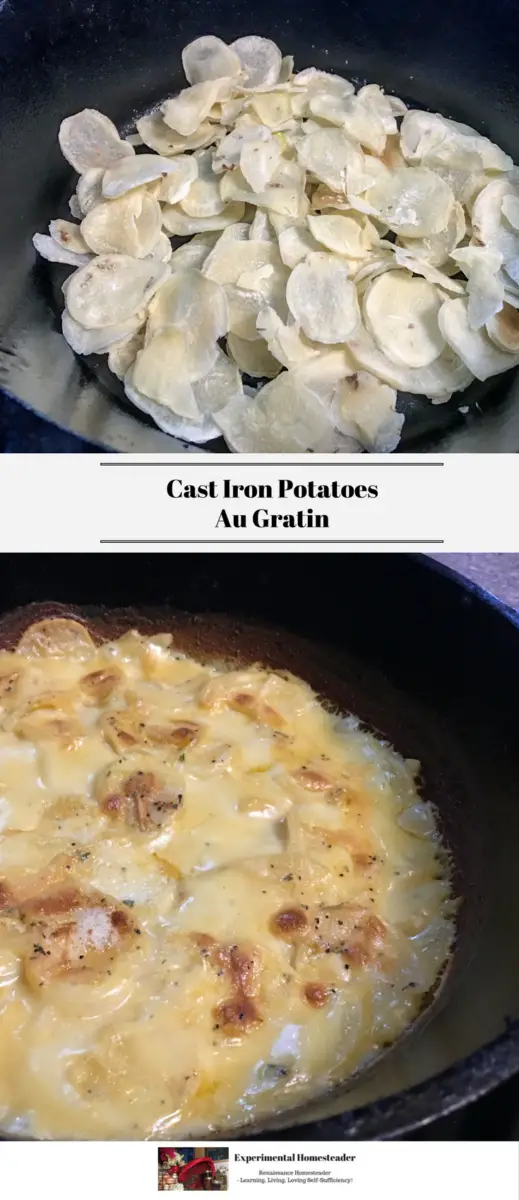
33;34;519;452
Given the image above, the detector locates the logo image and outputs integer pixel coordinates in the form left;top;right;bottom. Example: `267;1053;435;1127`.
158;1148;229;1191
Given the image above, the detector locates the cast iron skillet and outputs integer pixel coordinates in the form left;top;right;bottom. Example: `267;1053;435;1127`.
1;1;519;453
0;552;517;1140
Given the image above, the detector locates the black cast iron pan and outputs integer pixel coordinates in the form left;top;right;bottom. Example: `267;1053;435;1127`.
0;551;517;1139
1;1;519;452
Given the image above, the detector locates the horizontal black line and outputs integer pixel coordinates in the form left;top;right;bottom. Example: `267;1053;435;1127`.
100;461;444;468
100;539;445;545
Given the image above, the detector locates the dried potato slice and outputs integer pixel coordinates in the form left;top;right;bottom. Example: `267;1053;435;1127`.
363;271;444;368
471;178;519;262
250;91;294;130
32;233;91;268
202;238;282;286
230;36;282;90
297;128;364;193
132;330;210;414
107;329;146;379
486;303;519;352
66;255;167;328
179;150;226;218
451;245;504;329
194;347;243;413
227;331;281;377
182;36;242;84
102;155;184;198
156;156;199;205
49;220;90;255
400;110;513;174
249;210;274;242
137;110;218;155
81;191;161;258
162;79;232;138
17;619;95;659
124;372;220;442
256;307;320;367
393;246;465;295
309;92;387;155
76;167;104;215
365;167;454;238
58;109;134;174
278;224;321;268
399;199;465;267
346;322;472;397
286;252;360;343
438;295;519;379
240;136;281;193
307;212;379;259
147;269;228;345
62;309;144;356
332;373;403;452
212;123;271;171
161;200;245;235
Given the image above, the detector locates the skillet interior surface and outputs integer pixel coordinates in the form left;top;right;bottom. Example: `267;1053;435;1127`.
1;1;519;452
0;552;517;1139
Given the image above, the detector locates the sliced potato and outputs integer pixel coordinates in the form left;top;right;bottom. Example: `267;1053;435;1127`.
363;271;444;368
182;36;242;85
286;252;360;343
59;109;134;174
438;295;519;379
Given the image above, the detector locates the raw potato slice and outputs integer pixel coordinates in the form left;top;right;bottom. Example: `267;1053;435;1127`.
107;329;146;379
227;331;281;377
249;210;274;242
81;191;161;258
182;36;242;85
366;167;454;237
32;233;91;268
161;201;245;236
240;137;281;193
58;109;135;174
162;79;232;138
286;253;360;343
202;237;281;286
76;168;104;215
49;220;90;255
124;372;220;443
220;161;306;217
136;111;218;155
297;128;364;193
332;373;403;452
231;36;282;90
311;184;352;213
132;330;210;414
157;156;199;204
66;255;167;328
438;296;519;380
17;619;95;659
216;371;332;452
69;194;83;220
363;271;444;368
501;194;519;231
102;155;184;198
307;213;379;259
147;270;228;345
180;149;225;218
62;309;144;356
147;232;173;264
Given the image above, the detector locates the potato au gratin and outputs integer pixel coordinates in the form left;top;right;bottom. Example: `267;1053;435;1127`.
0;617;455;1139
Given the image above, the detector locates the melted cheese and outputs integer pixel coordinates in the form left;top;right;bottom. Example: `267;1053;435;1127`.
0;619;455;1139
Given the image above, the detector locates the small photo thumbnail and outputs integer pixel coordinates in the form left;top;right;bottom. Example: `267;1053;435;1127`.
158;1147;229;1191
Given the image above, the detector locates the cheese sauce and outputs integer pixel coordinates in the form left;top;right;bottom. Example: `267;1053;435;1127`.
0;618;455;1139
